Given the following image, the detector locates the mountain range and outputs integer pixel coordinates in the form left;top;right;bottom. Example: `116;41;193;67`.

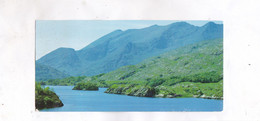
36;21;223;80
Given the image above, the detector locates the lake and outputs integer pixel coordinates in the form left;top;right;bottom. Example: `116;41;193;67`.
40;86;223;112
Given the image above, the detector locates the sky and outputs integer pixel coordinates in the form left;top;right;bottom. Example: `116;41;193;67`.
36;20;222;60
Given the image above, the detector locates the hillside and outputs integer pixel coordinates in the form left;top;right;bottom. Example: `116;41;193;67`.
36;21;223;77
42;38;223;99
96;38;223;83
93;38;223;99
35;62;70;81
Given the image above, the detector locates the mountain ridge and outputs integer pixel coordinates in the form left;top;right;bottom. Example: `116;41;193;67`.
37;21;223;78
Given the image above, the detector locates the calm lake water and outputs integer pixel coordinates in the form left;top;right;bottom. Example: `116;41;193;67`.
40;86;223;112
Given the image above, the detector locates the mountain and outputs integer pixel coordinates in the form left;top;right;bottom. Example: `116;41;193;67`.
95;38;223;98
37;21;223;77
93;38;223;83
44;38;223;99
35;62;70;81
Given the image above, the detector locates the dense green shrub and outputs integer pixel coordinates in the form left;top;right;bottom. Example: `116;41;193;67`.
35;82;63;109
180;71;222;83
41;76;87;86
72;81;99;90
147;78;166;87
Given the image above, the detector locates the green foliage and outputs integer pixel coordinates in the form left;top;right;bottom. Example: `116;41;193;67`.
147;78;166;87
96;39;223;85
179;71;222;83
105;84;157;97
43;76;87;86
35;82;63;109
72;81;99;90
103;81;212;99
153;80;223;99
105;80;147;87
119;71;136;80
99;39;223;99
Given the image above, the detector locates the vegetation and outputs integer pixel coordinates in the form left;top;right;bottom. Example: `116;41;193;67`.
156;80;223;99
35;82;63;109
102;39;223;99
97;39;223;83
72;81;99;90
40;76;87;86
105;84;157;97
38;39;223;99
104;80;223;99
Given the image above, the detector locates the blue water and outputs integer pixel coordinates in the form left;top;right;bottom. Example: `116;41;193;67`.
40;86;223;112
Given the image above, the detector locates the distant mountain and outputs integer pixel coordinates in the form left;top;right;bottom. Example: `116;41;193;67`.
37;21;223;77
35;62;70;81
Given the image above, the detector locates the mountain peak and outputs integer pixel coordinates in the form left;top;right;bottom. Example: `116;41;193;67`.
37;47;76;62
149;24;159;28
203;22;219;27
168;21;193;28
171;21;190;25
55;47;75;51
110;29;123;34
113;29;123;32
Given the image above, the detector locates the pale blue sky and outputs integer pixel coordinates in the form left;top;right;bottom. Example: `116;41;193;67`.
36;20;222;60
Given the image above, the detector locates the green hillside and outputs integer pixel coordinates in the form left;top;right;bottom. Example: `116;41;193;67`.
43;38;223;99
36;62;70;81
101;39;223;99
96;38;222;83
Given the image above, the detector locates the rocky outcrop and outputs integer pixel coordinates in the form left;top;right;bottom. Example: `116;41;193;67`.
194;94;223;100
127;86;156;97
105;85;156;97
155;94;182;98
35;92;64;109
105;84;222;99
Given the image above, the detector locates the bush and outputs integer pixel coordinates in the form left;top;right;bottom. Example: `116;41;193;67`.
72;81;99;90
147;78;166;87
180;71;222;83
35;82;63;109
